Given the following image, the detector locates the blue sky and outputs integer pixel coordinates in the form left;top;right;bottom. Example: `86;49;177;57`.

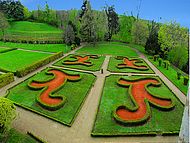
20;0;190;28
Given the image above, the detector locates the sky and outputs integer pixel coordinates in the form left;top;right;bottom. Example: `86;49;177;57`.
20;0;190;28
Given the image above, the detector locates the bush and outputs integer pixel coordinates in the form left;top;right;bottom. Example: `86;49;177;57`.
158;58;162;66
0;73;14;88
16;52;63;77
183;76;189;86
177;72;182;80
163;60;170;70
153;55;159;61
0;98;16;137
75;36;81;46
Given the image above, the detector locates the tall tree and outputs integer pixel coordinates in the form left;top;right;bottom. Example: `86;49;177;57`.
105;5;119;41
64;24;75;45
79;0;88;20
80;1;97;43
131;20;149;46
145;20;161;55
0;0;24;20
0;12;9;41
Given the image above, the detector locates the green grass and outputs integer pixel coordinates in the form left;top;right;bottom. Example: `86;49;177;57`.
149;58;188;95
0;47;10;52
3;129;38;143
92;75;184;136
0;21;63;42
7;21;62;33
76;43;138;57
0;50;51;73
53;54;105;71
128;44;147;55
0;42;71;53
6;68;96;126
108;57;154;74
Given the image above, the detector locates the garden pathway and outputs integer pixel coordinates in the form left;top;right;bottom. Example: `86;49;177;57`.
0;44;184;143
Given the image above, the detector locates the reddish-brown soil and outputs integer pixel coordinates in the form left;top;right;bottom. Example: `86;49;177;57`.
116;79;172;121
63;55;92;66
30;69;80;106
118;58;147;69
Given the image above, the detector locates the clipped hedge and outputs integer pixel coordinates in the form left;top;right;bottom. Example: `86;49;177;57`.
0;48;17;54
16;52;63;77
0;73;14;88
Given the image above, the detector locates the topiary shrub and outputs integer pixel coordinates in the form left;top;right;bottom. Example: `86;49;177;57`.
177;72;181;80
158;58;162;66
0;98;16;139
163;60;170;70
183;76;189;86
153;55;159;61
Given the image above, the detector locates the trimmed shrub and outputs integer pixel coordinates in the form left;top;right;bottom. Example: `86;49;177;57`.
16;52;63;77
177;72;181;80
163;60;170;70
183;76;189;86
115;56;124;60
0;73;14;88
153;55;159;61
158;58;162;66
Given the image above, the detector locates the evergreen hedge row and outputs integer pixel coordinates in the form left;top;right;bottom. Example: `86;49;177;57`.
0;73;14;88
16;52;63;77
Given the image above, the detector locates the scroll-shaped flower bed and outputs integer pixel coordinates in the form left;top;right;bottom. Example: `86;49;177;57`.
117;57;148;71
113;77;175;125
28;69;81;110
63;55;99;67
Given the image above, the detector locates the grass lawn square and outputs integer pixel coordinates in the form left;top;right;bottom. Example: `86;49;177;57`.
53;54;105;71
0;50;51;73
6;68;96;126
92;75;184;136
76;43;138;57
108;56;154;73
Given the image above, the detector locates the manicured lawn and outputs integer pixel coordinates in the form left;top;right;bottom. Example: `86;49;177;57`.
108;57;154;73
0;47;10;52
149;58;188;95
53;54;105;71
0;42;71;53
0;50;51;73
6;68;96;126
92;75;184;136
76;43;138;57
128;44;147;55
2;129;38;143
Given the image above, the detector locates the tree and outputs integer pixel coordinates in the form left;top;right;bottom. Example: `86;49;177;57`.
0;0;24;20
64;24;75;45
79;0;88;20
80;1;97;43
0;12;9;41
145;20;161;55
23;6;31;20
105;5;119;41
0;98;16;136
131;20;149;46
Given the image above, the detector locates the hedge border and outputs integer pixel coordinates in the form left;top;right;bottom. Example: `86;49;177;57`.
91;75;183;137
27;132;47;143
0;48;17;54
28;68;82;111
15;52;63;77
113;76;175;126
0;73;14;88
6;67;97;126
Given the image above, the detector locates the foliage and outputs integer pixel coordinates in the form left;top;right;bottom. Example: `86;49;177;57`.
0;12;9;41
183;76;189;86
80;1;97;43
79;0;88;20
149;58;188;95
158;58;162;66
77;43;138;56
131;20;149;46
0;98;16;135
168;44;188;69
105;5;119;41
23;7;31;20
0;0;24;20
64;24;75;45
177;72;181;80
145;20;161;55
0;73;14;88
7;68;96;126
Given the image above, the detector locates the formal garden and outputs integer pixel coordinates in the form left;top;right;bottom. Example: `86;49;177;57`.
0;0;189;143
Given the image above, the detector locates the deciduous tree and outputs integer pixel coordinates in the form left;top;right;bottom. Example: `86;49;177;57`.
0;12;9;41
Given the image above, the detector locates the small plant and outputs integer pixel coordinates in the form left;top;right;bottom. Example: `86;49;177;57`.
158;58;162;66
177;72;182;80
183;76;189;86
163;60;170;70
